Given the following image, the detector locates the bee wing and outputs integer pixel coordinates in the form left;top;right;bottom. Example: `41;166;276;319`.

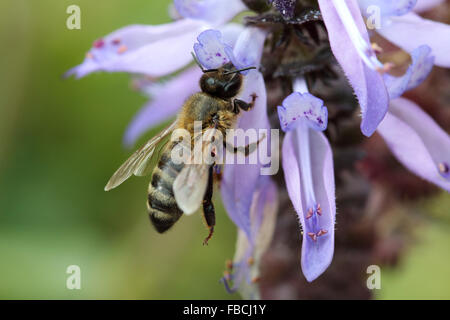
104;120;178;191
173;163;210;215
173;127;219;215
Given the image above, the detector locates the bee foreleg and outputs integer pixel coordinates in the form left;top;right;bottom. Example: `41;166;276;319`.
232;93;258;113
202;166;215;246
223;133;266;157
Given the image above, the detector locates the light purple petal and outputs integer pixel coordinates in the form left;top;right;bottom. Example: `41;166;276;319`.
277;92;328;132
65;19;205;78
194;30;233;69
282;129;336;282
223;176;278;298
318;0;389;137
221;70;270;240
219;23;245;48
123;67;202;146
225;27;267;73
414;0;445;12
378;12;450;67
378;98;450;191
358;0;417;17
174;0;246;24
384;45;435;99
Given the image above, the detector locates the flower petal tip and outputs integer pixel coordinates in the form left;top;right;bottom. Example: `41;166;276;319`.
378;98;450;192
385;45;435;99
278;92;328;132
194;29;232;70
301;237;334;282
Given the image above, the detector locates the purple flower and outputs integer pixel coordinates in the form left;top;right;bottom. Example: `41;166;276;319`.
191;26;280;294
318;0;450;136
174;0;246;24
65;0;246;79
378;98;450;191
358;0;450;67
278;78;336;282
221;176;278;298
68;0;450;298
153;25;275;293
318;0;390;137
194;29;234;69
384;45;435;99
358;0;418;22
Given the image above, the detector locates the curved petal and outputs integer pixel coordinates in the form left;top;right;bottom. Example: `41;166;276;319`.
221;70;270;240
282;129;336;282
378;12;450;67
384;45;435;99
358;0;417;17
219;23;245;47
318;0;389;137
378;98;450;191
174;0;246;24
277;92;328;132
223;176;278;298
194;29;233;69
225;27;267;73
65;19;206;78
123;67;202;146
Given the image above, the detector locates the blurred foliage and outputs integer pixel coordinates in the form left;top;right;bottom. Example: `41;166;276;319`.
0;0;448;299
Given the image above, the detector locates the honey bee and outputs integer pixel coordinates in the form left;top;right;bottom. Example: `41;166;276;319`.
105;58;260;245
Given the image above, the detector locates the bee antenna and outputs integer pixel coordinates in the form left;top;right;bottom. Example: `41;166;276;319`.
224;66;257;75
191;52;219;73
191;52;205;72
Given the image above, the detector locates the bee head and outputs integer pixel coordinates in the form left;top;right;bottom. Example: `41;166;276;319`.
199;62;256;99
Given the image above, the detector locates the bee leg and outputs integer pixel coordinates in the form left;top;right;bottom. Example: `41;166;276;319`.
232;93;258;113
223;133;266;157
213;164;223;183
202;166;215;246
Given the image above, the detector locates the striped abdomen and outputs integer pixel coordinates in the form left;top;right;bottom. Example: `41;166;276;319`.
147;146;184;233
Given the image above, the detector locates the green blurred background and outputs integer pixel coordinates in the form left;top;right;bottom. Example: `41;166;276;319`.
0;0;449;299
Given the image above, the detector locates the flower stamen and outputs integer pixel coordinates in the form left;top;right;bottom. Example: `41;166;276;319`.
93;39;105;49
225;259;233;271
117;45;128;54
251;276;260;284
371;42;383;54
438;162;450;178
307;229;328;242
307;232;317;241
376;62;395;74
